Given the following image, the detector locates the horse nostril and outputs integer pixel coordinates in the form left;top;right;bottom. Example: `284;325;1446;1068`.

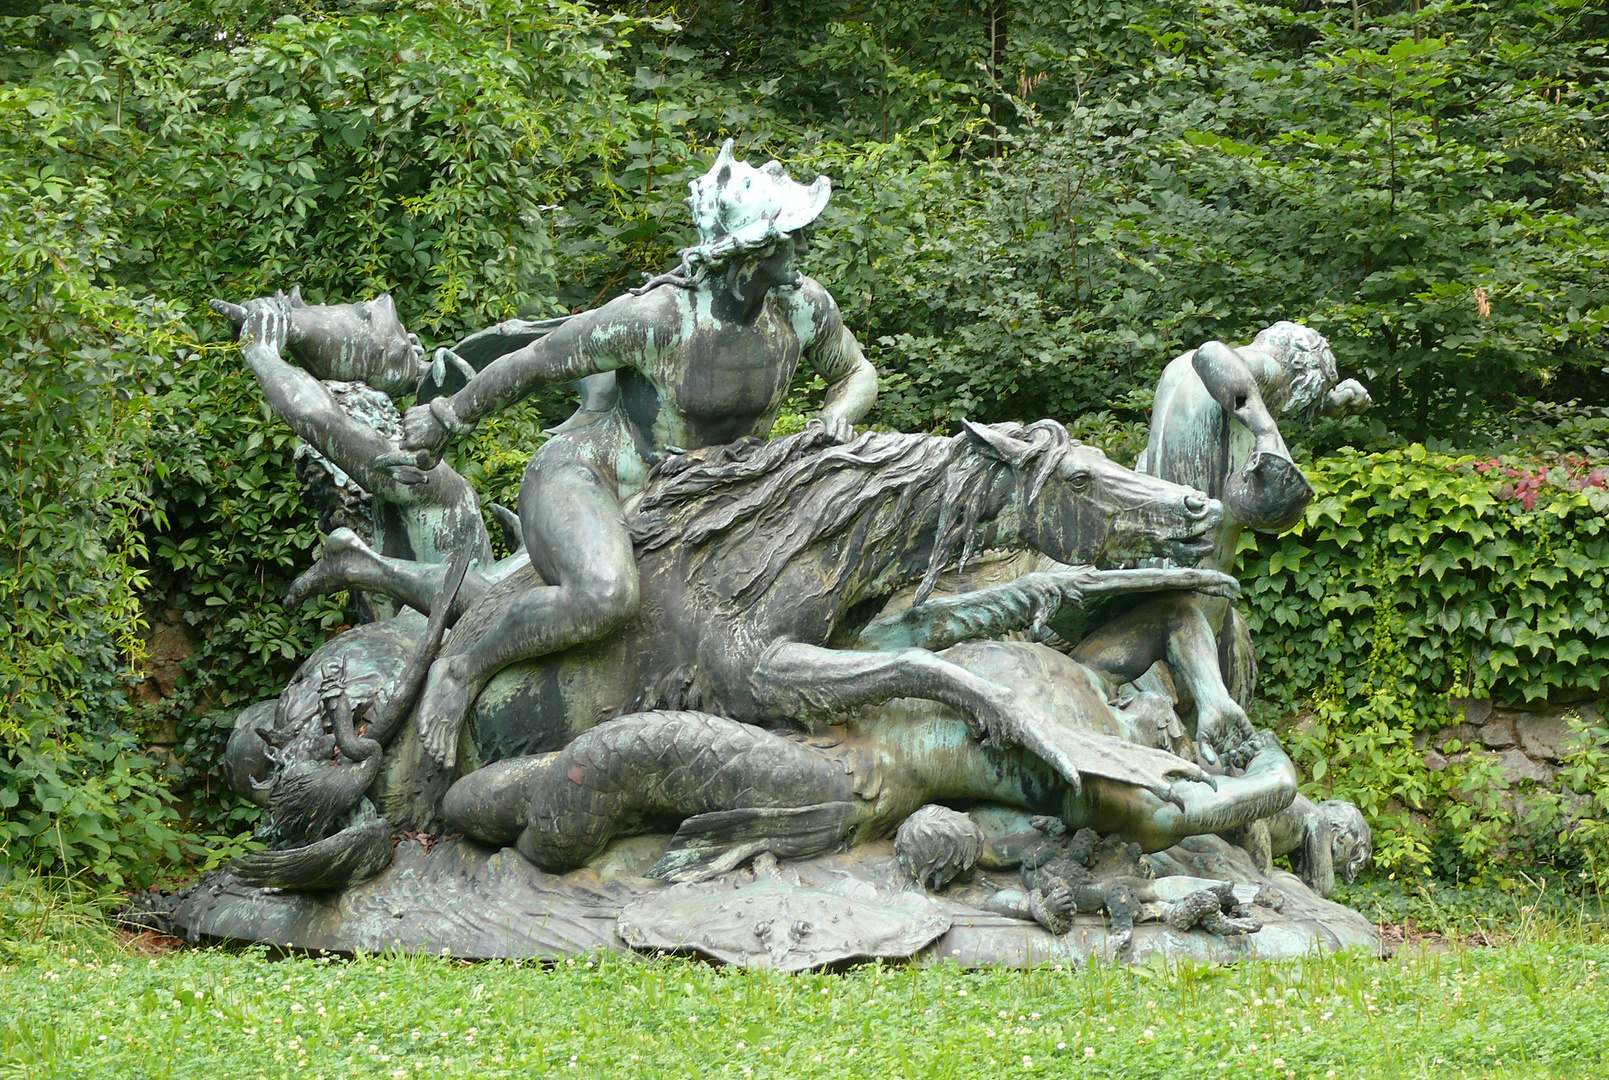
1184;494;1210;518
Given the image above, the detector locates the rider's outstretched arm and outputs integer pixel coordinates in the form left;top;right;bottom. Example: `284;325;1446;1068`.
398;294;655;463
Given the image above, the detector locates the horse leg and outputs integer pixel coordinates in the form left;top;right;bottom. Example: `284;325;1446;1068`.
415;453;638;767
1066;595;1176;684
1161;595;1254;762
1069;592;1253;763
855;566;1237;653
284;527;492;616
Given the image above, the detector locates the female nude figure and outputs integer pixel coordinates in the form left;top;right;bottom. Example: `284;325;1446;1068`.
380;141;879;764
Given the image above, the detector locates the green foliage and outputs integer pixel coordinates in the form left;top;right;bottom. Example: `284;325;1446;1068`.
0;873;116;964
1527;712;1609;895
0;166;189;887
1245;446;1609;877
1335;866;1607;939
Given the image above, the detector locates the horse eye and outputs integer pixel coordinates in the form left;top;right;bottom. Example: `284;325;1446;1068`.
1066;469;1092;491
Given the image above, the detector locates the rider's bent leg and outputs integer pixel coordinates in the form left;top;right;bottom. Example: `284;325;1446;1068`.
415;452;639;766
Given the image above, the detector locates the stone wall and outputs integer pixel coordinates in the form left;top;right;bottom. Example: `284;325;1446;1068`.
1417;695;1596;792
134;608;195;756
1285;692;1599;845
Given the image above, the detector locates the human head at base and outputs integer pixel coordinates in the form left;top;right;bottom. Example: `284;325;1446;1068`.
895;804;985;891
675;138;830;287
1319;799;1373;884
278;287;426;398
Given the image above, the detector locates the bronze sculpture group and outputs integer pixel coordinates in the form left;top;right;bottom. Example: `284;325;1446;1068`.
185;142;1378;967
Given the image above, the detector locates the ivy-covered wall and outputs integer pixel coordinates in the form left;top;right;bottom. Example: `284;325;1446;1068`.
1244;448;1609;882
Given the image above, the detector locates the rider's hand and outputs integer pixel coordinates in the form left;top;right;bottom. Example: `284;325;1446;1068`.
376;403;450;481
818;413;855;444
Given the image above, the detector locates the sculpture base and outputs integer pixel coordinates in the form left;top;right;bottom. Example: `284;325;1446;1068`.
172;833;1379;969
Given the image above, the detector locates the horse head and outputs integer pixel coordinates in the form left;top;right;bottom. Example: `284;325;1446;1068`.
961;420;1222;567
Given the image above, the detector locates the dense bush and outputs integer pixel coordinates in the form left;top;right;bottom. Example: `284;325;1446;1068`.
1245;446;1609;879
0;178;188;886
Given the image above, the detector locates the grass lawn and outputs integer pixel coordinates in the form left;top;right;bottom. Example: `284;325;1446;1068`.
3;907;1606;1080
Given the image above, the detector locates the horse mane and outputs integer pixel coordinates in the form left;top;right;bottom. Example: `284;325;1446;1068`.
627;420;1076;608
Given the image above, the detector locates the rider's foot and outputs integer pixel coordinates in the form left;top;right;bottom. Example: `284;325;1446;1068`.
417;655;477;768
285;528;373;608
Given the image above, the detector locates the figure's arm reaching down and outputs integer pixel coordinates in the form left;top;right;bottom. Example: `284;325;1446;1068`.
799;284;877;442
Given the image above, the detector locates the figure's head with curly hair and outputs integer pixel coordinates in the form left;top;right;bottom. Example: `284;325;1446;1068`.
1319;799;1373;884
895;804;984;891
1247;321;1339;424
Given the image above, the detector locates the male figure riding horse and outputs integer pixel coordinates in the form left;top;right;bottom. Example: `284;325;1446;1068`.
383;141;879;765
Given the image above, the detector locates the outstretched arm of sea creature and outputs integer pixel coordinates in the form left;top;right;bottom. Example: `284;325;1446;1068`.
751;641;1210;806
853;566;1240;653
1082;730;1299;852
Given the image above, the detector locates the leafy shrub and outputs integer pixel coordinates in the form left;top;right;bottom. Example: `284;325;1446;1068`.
1245;446;1609;877
0;171;188;887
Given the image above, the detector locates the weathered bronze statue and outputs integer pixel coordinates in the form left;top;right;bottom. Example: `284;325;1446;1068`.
378;140;879;768
208;292;495;581
175;143;1378;968
1066;323;1372;763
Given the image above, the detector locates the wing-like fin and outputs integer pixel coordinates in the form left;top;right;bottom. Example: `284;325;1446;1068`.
228;817;394;891
1009;718;1207;809
648;802;857;883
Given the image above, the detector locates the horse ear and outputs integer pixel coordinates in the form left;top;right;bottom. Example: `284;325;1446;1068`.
289;285;305;308
961;419;1035;468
